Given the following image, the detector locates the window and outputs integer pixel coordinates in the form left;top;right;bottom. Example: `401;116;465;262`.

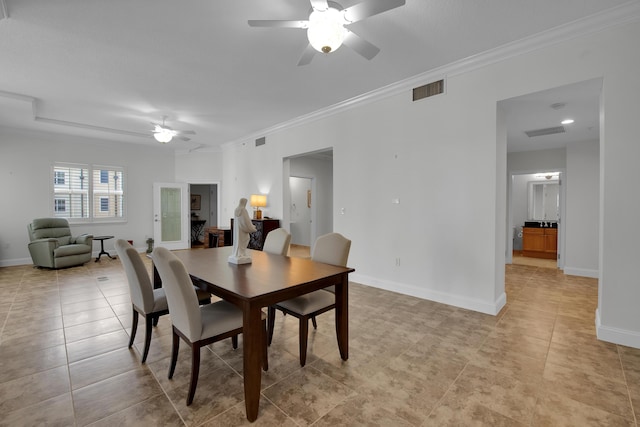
52;163;126;222
54;199;66;213
54;171;65;185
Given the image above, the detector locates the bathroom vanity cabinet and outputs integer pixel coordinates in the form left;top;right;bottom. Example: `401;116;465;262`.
522;227;557;259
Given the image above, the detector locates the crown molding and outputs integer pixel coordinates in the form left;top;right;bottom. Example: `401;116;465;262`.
223;0;640;151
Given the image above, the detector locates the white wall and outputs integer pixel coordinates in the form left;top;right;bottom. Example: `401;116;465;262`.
507;148;567;173
564;140;599;277
596;24;640;348
0;127;175;265
218;20;640;347
511;175;530;228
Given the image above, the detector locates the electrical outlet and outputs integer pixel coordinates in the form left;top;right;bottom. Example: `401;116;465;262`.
395;257;401;266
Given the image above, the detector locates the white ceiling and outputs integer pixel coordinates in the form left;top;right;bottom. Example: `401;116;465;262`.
0;0;634;152
501;78;602;153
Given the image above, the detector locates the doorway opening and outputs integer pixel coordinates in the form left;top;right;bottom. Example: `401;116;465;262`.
283;149;333;255
189;183;219;247
500;78;601;277
509;170;564;269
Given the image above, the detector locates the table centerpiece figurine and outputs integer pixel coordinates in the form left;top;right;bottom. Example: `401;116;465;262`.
228;197;257;264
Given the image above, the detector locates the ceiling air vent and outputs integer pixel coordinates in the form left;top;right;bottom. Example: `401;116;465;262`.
413;79;444;101
255;136;266;147
524;126;566;138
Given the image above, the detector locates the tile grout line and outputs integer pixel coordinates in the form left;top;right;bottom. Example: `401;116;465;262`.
616;345;639;426
0;267;25;345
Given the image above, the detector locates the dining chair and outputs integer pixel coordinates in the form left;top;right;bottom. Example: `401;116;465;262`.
115;239;211;363
267;232;351;366
262;228;291;256
152;246;269;406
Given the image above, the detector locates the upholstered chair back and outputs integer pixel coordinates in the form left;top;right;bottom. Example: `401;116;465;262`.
262;228;291;256
28;218;72;243
152;247;203;341
115;239;155;314
311;233;351;267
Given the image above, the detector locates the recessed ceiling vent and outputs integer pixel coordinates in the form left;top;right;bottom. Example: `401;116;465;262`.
524;126;566;138
413;79;444;101
255;136;266;147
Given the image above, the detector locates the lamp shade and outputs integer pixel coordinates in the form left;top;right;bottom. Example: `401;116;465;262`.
250;194;267;208
307;7;346;54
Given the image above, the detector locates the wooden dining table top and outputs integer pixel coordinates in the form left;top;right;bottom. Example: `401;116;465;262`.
171;246;354;303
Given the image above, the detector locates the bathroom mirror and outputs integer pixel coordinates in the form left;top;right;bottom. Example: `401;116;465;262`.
528;181;559;220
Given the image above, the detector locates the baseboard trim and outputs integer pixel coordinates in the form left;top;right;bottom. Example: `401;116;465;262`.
563;266;599;278
0;257;33;267
351;273;506;316
596;309;640;349
563;266;600;279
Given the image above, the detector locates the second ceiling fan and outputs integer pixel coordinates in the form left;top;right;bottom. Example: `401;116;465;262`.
150;116;195;144
248;0;406;66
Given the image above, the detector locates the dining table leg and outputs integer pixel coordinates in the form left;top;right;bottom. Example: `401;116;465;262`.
334;273;349;360
242;301;263;422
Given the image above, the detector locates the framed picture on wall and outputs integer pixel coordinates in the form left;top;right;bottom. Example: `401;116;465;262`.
191;194;201;210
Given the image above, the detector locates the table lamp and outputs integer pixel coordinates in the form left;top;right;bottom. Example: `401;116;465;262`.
250;194;267;219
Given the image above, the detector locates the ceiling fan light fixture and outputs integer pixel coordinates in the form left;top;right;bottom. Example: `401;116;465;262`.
153;125;176;143
307;7;346;54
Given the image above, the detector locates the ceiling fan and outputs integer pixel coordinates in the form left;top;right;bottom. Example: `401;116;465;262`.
248;0;405;66
150;116;195;143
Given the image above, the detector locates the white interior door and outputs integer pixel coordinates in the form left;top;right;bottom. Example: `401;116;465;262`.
289;176;312;246
153;182;189;250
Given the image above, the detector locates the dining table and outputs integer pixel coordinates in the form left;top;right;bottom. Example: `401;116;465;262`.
167;246;355;422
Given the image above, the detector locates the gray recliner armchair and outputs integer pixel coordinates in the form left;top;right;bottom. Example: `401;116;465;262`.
27;218;93;269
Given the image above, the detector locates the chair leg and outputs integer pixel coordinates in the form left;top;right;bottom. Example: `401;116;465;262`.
232;335;238;349
267;306;276;346
187;344;201;406
299;317;309;367
311;316;318;329
152;316;159;327
168;330;179;379
261;319;269;372
141;314;153;363
128;308;138;348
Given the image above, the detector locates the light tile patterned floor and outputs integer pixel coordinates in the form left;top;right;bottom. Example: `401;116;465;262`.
0;250;638;426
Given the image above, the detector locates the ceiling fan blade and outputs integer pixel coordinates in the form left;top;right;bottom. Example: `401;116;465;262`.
310;0;329;11
343;0;405;23
248;20;308;28
297;44;317;66
342;31;380;60
176;130;196;135
178;136;191;142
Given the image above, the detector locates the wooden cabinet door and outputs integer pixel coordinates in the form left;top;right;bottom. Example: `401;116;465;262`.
544;228;557;254
523;228;545;252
